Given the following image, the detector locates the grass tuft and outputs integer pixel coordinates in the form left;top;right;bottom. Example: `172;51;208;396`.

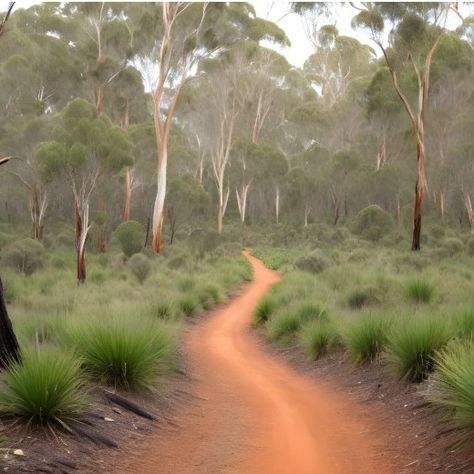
177;296;198;317
253;297;274;325
65;319;173;391
294;302;327;322
267;312;300;342
430;341;474;443
0;348;87;426
387;318;451;382
406;280;435;304
301;321;338;360
343;314;390;363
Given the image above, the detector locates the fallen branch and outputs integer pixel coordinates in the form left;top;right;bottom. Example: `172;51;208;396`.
71;424;118;448
101;389;157;421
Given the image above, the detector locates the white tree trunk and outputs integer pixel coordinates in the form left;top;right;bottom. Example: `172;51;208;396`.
465;193;474;234
152;145;167;252
236;183;250;224
275;186;280;224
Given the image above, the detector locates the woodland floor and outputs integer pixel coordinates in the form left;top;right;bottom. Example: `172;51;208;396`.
3;252;474;473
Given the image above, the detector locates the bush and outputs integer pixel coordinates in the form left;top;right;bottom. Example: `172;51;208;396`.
347;248;370;262
387;318;451;382
467;237;474;256
188;229;223;255
177;296;198;317
455;309;474;340
294;302;327;322
253;297;274;325
154;302;172;319
347;286;380;309
1;238;45;275
267;313;301;342
406;280;435;303
66;319;173;391
0;348;87;426
343;314;389;363
128;253;151;283
114;221;144;258
295;249;331;274
301;321;338;360
351;205;393;242
441;237;465;256
430;341;474;442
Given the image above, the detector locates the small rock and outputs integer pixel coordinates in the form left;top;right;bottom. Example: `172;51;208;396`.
13;449;25;457
103;417;114;422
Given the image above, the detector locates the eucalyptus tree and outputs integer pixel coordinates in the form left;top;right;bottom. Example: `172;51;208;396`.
37;98;132;283
352;2;457;250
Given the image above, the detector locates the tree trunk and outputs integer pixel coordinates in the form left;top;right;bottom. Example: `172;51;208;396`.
144;216;151;248
167;207;176;245
152;144;167;253
95;84;104;114
217;186;229;235
30;187;47;240
236;184;250;224
304;207;310;227
275;186;280;225
77;245;86;284
465;193;474;234
439;190;446;219
411;134;425;251
97;192;106;253
123;167;132;221
0;277;20;369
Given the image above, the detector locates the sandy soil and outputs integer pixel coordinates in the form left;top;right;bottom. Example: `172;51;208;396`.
118;251;394;474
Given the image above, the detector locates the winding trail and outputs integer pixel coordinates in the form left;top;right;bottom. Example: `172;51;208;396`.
121;251;393;473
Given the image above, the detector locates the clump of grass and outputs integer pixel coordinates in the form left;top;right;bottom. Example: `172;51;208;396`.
347;286;379;309
199;284;221;305
295;302;327;322
253;297;274;325
0;348;87;426
301;321;338;360
154;302;172;319
177;296;198;317
343;314;390;363
387;318;451;382
430;341;474;443
267;313;300;342
66;319;173;391
455;309;474;339
178;277;195;292
406;280;435;303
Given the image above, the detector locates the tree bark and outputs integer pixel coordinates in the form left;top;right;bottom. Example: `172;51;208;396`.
465;193;474;234
0;277;20;369
122;167;132;221
152;143;167;252
275;186;280;224
236;183;250;224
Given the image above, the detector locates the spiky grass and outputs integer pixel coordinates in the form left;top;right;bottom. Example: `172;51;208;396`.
294;302;327;322
177;296;198;317
301;321;338;360
253;297;275;325
406;280;435;304
343;314;390;363
430;341;474;443
267;312;300;342
387;318;451;382
65;319;173;391
0;348;87;426
455;309;474;339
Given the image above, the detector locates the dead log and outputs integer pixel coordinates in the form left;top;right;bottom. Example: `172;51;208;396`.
101;390;156;420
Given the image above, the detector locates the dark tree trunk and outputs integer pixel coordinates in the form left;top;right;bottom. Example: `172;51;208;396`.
412;180;422;251
0;277;20;368
167;207;176;245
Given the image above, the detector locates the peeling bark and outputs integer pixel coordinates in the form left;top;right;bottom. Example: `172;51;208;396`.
122;167;132;221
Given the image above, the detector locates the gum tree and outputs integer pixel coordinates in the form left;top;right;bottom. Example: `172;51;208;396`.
37;98;132;283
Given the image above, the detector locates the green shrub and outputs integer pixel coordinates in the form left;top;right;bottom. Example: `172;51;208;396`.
441;237;465;256
294;302;327;321
253;297;274;325
347;286;380;309
1;238;45;275
295;249;331;274
177;296;198;317
188;229;223;255
267;313;300;342
430;341;474;442
406;280;435;303
351;205;393;242
178;276;195;292
301;321;338;360
387;318;451;382
454;309;474;340
154;302;172;319
467;237;474;256
199;284;221;305
347;248;370;262
114;221;144;258
66;319;173;391
0;348;87;426
343;314;389;363
128;253;151;283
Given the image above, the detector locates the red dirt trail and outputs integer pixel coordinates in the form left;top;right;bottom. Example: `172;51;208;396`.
120;251;393;474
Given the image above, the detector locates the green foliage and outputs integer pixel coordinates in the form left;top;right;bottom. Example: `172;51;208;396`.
295;249;331;274
253;297;274;325
406;280;435;303
294;302;327;322
301;321;338;360
454;309;474;340
0;348;87;426
351;205;393;242
114;221;144;258
267;312;301;342
66;319;173;391
1;238;45;275
177;296;198;317
430;341;474;443
128;253;151;283
387;318;451;382
343;314;390;363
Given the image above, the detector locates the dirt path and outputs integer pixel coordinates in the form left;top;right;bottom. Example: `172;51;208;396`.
119;251;393;474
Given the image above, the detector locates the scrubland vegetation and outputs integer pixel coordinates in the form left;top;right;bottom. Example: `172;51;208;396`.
252;217;474;445
0;221;250;427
